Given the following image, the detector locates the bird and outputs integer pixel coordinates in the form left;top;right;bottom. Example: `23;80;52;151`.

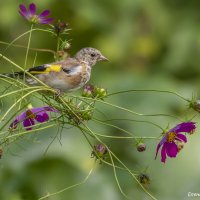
2;47;108;92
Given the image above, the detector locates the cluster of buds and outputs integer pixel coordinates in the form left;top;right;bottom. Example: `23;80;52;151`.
52;20;69;36
82;85;107;99
65;102;93;125
67;109;93;125
91;144;108;162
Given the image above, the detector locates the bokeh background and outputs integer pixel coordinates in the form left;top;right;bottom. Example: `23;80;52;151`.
1;0;200;200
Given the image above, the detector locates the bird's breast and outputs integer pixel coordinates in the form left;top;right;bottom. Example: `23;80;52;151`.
80;65;91;84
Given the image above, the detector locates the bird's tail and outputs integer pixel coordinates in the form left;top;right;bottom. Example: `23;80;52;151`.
0;71;25;79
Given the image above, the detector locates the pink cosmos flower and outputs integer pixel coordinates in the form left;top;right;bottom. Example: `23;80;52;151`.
19;3;54;24
10;106;58;131
155;122;196;163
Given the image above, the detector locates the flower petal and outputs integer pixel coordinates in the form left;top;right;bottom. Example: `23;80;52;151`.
19;4;29;19
10;119;19;129
39;18;54;24
9;110;28;129
29;3;36;15
19;4;28;14
161;143;167;163
23;119;35;130
165;142;178;158
155;136;167;160
31;106;58;114
155;143;161;160
35;112;49;123
176;133;187;143
44;106;58;112
170;122;196;133
39;10;50;18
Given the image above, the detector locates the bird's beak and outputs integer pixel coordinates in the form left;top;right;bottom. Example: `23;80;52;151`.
99;55;109;61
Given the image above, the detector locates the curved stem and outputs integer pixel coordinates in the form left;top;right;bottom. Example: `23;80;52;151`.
0;53;52;88
0;41;55;55
94;117;164;131
106;89;190;102
72;96;183;121
1;28;54;53
38;165;95;200
0;88;54;122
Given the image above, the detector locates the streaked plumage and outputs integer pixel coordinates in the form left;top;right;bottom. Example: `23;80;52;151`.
2;47;108;92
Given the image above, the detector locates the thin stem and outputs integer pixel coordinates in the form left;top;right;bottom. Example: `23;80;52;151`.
108;150;130;199
70;95;183;121
106;89;190;102
0;86;41;99
24;24;33;68
2;124;56;141
0;88;54;122
38;165;95;200
1;28;54;54
79;124;157;200
109;151;157;200
96;118;164;131
0;53;51;88
0;41;55;55
56;36;61;52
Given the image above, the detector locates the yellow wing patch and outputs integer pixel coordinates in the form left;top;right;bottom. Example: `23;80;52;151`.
30;65;62;74
45;65;62;72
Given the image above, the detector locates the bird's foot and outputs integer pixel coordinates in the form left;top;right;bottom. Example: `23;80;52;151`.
54;89;62;98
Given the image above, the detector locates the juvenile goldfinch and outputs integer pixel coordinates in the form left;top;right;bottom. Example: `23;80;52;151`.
3;47;108;92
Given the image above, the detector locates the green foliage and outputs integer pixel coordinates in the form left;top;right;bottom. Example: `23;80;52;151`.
0;1;200;200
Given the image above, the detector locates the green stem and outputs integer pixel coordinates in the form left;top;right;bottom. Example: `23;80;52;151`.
24;24;33;68
106;89;190;102
38;166;95;200
2;28;54;53
0;41;55;55
72;95;183;121
57;36;60;52
0;53;54;88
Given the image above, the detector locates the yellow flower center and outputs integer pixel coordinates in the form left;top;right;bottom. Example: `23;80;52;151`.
30;15;40;24
166;132;176;143
26;110;36;119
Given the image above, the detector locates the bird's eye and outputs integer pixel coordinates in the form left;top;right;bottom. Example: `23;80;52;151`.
90;53;96;57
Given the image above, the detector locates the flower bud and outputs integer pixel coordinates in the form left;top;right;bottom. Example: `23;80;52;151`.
91;144;107;159
190;99;200;112
81;111;92;120
137;143;146;152
53;21;69;35
138;173;150;187
94;87;107;98
82;85;95;97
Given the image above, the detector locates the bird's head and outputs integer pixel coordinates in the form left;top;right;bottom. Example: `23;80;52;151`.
74;47;108;66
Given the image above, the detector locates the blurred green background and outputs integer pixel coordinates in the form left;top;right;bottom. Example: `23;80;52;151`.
1;0;200;200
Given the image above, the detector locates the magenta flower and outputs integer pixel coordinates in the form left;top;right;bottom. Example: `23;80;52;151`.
19;3;54;24
10;106;58;131
155;122;196;163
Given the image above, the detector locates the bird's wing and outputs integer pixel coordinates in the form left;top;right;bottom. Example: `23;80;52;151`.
28;58;82;75
28;64;62;74
57;58;83;75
